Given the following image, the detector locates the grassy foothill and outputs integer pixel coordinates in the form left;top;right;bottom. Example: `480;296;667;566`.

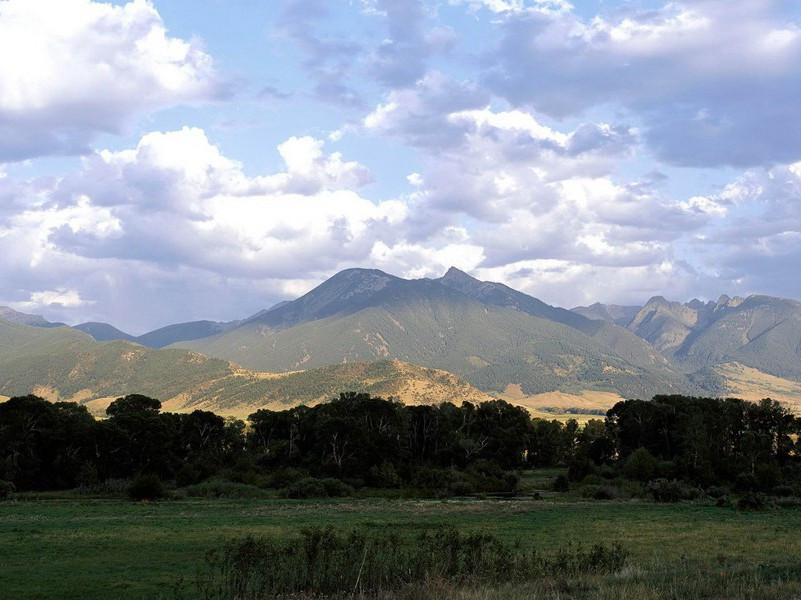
1;496;801;599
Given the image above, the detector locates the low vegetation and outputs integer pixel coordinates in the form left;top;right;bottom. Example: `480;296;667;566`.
198;527;627;598
2;390;801;598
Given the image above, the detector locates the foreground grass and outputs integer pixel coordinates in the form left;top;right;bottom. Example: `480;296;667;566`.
1;497;801;599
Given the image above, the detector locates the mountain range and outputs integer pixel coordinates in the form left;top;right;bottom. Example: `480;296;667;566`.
3;267;801;416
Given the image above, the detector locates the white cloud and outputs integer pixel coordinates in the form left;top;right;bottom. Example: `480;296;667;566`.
450;0;572;16
482;0;801;166
0;0;223;161
0;128;414;329
21;289;93;309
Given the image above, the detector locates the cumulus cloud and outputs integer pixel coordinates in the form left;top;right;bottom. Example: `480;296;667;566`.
685;161;801;297
480;0;801;166
0;128;412;329
0;0;224;161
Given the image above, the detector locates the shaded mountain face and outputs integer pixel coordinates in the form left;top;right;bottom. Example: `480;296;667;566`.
242;268;417;330
439;267;593;332
74;322;135;342
571;303;641;327
73;319;240;348
0;306;63;328
135;320;240;349
178;267;692;399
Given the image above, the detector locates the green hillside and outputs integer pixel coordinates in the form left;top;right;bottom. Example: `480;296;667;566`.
179;286;692;399
0;320;492;417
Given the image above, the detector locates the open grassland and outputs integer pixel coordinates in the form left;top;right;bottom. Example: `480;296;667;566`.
2;497;801;599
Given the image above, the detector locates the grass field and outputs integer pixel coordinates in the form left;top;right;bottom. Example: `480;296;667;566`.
2;495;801;599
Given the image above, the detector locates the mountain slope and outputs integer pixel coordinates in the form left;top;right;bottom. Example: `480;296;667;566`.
135;320;240;349
0;319;493;418
437;268;671;374
74;322;136;342
672;295;801;379
571;303;641;327
0;306;63;328
178;268;691;398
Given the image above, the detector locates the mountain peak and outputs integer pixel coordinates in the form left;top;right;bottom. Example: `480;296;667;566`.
443;265;470;277
0;306;61;328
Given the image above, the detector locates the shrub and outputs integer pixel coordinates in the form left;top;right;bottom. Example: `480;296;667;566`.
450;481;475;496
581;474;605;486
128;474;164;501
184;480;269;499
279;478;354;499
369;461;401;488
280;478;327;499
266;468;305;489
76;462;99;488
623;448;657;482
771;485;795;498
82;478;130;496
581;484;624;500
734;473;758;493
567;459;595;482
737;493;765;511
645;479;697;503
411;467;455;494
319;478;355;498
0;480;16;500
706;486;727;499
552;475;570;492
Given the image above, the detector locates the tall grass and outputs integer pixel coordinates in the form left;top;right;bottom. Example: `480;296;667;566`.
195;527;627;599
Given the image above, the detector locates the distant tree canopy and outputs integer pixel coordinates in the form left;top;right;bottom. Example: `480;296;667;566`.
0;392;799;495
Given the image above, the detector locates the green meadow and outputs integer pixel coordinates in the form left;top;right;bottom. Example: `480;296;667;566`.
2;496;801;599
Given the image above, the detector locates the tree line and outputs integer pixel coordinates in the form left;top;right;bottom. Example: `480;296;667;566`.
1;392;799;497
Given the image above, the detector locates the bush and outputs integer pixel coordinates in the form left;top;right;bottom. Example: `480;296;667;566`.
581;484;624;500
567;459;595;482
552;475;570;492
76;462;99;488
450;481;475;496
266;468;305;489
184;480;269;499
645;479;698;503
737;493;765;511
280;478;327;499
279;478;354;499
411;467;455;495
771;485;795;498
369;462;401;488
319;478;355;498
128;474;164;501
0;480;16;499
623;448;657;482
734;473;758;493
706;486;727;499
581;474;605;486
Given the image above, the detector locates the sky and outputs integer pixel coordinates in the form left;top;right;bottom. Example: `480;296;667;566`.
1;0;801;333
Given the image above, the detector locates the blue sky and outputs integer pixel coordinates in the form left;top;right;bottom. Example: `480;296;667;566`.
1;0;801;333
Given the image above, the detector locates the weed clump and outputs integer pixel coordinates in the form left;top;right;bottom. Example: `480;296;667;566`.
196;526;628;598
127;474;164;501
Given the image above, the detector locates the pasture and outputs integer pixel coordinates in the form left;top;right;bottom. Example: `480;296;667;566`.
2;496;801;599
